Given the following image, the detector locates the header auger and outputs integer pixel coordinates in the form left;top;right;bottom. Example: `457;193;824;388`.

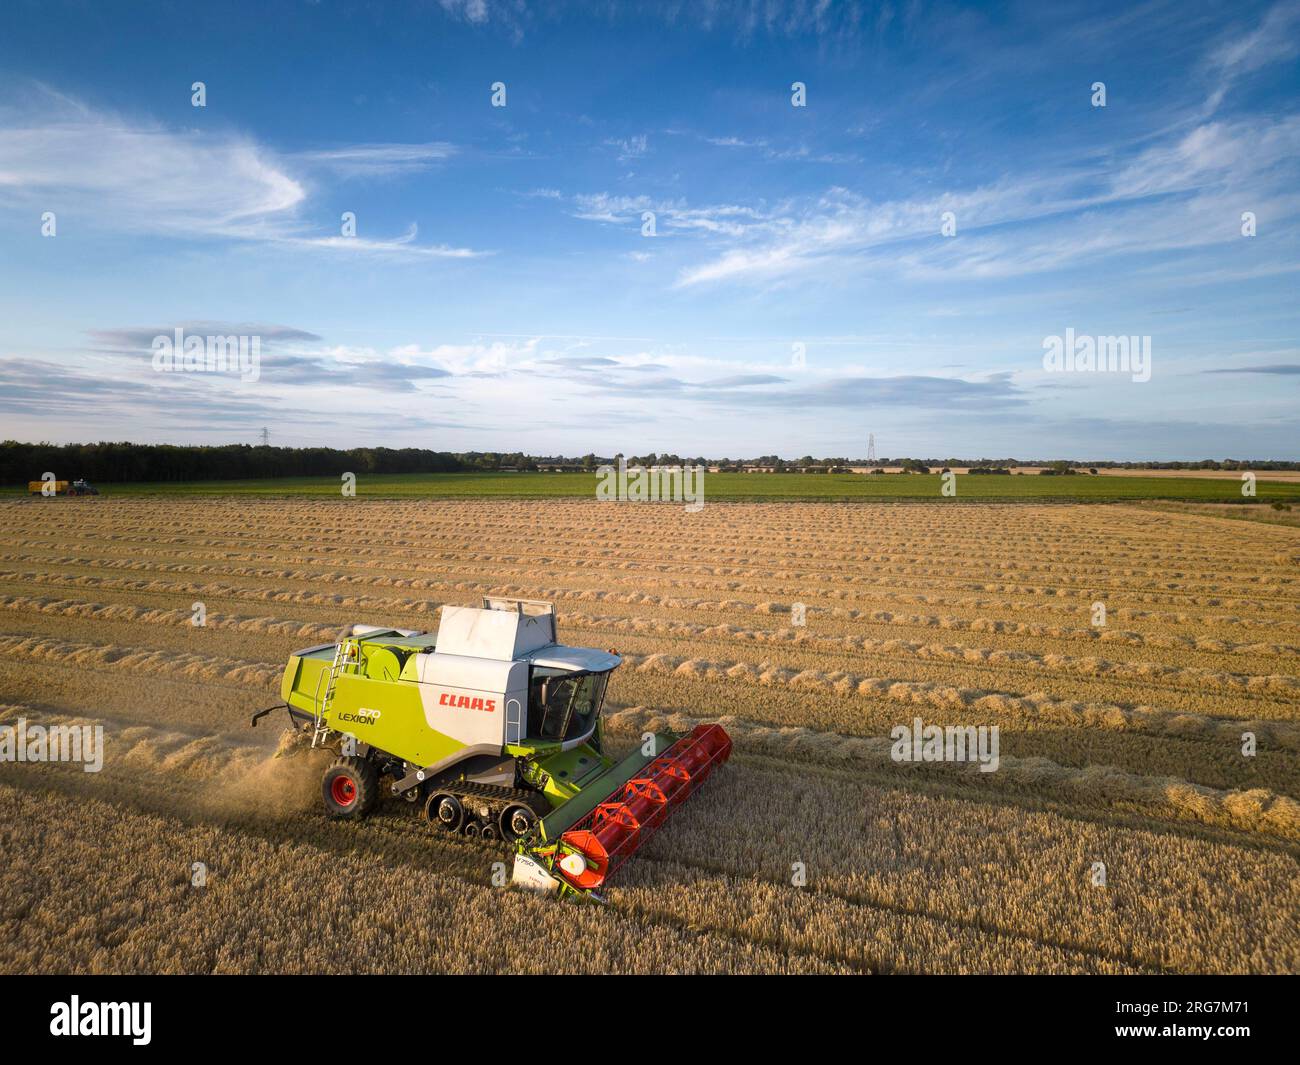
256;597;731;900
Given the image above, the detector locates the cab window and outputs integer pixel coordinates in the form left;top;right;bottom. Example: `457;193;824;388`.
529;669;608;741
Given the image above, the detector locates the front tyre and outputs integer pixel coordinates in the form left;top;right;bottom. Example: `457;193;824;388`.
322;757;379;818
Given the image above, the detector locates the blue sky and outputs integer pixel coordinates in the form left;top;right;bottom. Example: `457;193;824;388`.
0;0;1297;459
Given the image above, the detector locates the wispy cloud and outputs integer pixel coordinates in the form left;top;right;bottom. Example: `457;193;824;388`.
434;0;878;44
688;129;860;164
1203;1;1300;113
88;323;323;351
439;0;491;26
697;374;789;389
605;134;649;162
279;223;486;258
571;192;768;237
667;110;1300;287
685;373;1026;411
0;90;484;258
1204;364;1300;375
0;104;303;234
85;322;455;390
294;142;458;178
504;346;1021;412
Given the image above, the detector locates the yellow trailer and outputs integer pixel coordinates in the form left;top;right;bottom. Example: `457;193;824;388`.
29;480;69;496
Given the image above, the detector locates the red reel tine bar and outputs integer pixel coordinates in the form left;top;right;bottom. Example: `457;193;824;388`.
558;724;732;892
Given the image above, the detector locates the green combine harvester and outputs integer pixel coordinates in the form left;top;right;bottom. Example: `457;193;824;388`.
256;597;731;899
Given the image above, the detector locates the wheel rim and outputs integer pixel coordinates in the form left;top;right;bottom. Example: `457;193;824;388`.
331;775;357;806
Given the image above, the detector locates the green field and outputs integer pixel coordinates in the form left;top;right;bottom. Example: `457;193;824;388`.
9;471;1300;503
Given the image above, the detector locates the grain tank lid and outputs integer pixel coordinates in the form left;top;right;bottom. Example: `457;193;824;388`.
525;645;621;673
435;602;557;661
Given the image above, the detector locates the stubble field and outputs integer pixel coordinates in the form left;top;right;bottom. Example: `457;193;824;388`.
0;496;1297;974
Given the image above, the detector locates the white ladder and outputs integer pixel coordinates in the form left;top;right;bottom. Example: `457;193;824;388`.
313;638;357;748
505;697;523;746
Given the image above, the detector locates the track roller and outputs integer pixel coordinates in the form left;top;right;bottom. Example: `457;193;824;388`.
501;803;538;842
426;792;464;833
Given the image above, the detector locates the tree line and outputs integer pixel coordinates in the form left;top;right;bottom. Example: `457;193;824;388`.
1;441;467;485
3;440;1297;485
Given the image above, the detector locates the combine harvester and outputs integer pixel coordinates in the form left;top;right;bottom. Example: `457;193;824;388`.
257;598;730;900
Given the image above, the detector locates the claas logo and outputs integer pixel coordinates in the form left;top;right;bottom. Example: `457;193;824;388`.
439;692;497;712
